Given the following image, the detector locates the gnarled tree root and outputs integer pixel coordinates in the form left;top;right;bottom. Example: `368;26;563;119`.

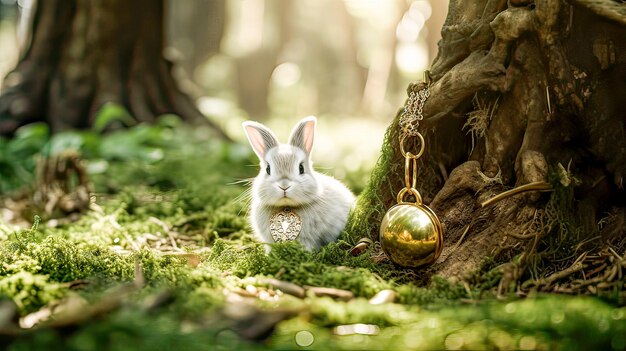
348;0;626;297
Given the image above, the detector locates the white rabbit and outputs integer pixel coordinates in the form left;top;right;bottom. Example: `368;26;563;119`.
242;116;355;251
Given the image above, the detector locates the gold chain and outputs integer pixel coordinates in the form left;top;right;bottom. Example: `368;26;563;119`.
399;86;430;137
397;70;431;204
399;70;431;138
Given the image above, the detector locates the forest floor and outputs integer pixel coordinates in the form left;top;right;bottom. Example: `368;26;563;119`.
0;115;625;350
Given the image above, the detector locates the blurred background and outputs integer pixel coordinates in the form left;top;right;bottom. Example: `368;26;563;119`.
0;0;447;184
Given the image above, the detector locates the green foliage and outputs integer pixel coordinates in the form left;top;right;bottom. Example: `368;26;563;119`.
0;123;49;193
92;102;136;132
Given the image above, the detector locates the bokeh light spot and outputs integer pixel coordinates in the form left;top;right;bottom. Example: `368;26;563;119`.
519;335;537;350
295;330;314;347
271;62;301;87
444;333;464;350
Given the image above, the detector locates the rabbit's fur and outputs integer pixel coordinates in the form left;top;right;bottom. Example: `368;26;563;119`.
242;116;355;251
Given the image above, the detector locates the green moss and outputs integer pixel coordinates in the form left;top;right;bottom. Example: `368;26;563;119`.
204;239;394;298
10;309;266;351
209;203;249;238
1;122;625;350
207;238;267;277
270;296;626;350
0;272;66;314
396;276;469;305
344;119;396;243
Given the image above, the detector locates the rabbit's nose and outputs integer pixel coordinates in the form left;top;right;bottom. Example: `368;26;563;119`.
278;185;291;191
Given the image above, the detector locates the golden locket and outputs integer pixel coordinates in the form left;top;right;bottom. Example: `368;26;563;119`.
379;133;444;267
380;191;443;267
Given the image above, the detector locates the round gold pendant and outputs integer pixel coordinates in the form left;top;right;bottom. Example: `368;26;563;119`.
380;203;443;267
269;207;302;242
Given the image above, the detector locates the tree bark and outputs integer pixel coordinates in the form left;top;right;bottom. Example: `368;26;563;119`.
0;0;229;139
348;0;626;294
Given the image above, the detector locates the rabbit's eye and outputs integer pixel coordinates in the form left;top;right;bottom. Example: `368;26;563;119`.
266;164;271;175
299;163;305;175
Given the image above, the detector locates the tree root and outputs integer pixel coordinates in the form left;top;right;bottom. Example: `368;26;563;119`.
572;0;626;26
480;181;552;208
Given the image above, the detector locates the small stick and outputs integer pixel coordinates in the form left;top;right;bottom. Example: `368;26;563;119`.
134;259;145;288
369;289;397;305
606;264;618;282
507;231;539;240
438;162;448;182
305;286;354;301
543;261;585;285
451;224;471;252
608;247;623;261
258;278;305;298
546;86;552;114
481;181;553;208
149;217;178;250
572;251;589;266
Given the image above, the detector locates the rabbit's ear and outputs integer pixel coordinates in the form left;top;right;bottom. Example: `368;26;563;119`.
242;121;279;159
288;116;316;156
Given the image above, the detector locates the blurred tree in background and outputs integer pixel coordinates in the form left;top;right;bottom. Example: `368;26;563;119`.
0;0;446;184
166;0;226;78
0;0;228;137
0;0;447;136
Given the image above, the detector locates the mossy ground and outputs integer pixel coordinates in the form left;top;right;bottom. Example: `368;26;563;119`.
1;118;625;350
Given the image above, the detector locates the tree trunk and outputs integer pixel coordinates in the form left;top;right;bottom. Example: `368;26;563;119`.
0;0;229;138
348;0;626;296
167;0;225;78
